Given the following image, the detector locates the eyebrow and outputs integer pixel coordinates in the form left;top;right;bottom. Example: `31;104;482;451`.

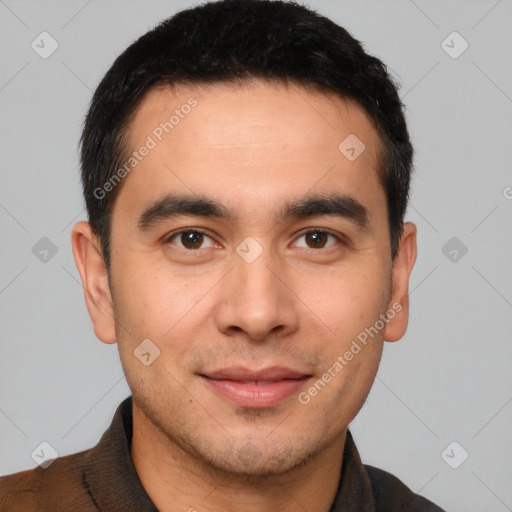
137;192;370;231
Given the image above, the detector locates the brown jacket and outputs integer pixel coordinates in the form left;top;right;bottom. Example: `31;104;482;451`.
0;396;445;511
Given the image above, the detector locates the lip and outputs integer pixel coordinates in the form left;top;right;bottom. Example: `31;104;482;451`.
202;366;309;382
200;366;311;409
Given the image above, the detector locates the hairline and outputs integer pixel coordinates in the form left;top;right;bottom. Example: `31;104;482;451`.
99;76;394;274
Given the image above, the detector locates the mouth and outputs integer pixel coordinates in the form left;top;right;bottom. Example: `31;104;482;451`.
199;366;312;409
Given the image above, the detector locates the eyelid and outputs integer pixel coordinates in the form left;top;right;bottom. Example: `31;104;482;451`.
292;227;348;249
164;227;348;251
164;227;215;245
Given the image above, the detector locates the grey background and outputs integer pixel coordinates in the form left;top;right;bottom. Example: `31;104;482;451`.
1;0;511;510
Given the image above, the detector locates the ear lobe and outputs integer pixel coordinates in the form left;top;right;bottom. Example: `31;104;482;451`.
71;221;117;344
383;222;417;342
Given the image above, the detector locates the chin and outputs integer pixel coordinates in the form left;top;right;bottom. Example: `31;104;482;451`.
185;435;322;480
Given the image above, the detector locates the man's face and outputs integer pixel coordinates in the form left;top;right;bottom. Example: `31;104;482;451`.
89;80;407;475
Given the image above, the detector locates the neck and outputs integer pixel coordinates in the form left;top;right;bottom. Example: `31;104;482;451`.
131;405;346;512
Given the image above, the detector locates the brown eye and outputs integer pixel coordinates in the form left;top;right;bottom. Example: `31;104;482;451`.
305;231;329;248
167;230;215;250
295;230;340;250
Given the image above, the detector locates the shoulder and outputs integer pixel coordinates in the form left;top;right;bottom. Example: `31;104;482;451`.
364;464;446;511
0;449;92;512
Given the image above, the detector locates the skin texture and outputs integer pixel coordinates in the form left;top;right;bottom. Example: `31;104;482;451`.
72;79;417;512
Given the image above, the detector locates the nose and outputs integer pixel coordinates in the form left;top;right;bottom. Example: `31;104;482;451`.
214;246;300;342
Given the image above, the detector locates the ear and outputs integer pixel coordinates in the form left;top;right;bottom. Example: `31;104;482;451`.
71;221;117;344
383;221;417;342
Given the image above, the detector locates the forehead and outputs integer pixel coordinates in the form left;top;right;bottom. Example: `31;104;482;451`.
114;79;385;222
127;79;381;156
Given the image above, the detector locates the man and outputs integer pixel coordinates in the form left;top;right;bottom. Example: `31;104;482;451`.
0;0;446;510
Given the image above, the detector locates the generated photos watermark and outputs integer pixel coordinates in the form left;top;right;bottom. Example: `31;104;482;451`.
93;97;198;200
298;301;402;405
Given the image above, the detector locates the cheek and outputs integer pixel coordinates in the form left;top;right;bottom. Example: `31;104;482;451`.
112;259;218;349
303;262;390;334
111;268;170;349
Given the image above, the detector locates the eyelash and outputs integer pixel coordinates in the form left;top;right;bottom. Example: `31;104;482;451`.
164;228;347;253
